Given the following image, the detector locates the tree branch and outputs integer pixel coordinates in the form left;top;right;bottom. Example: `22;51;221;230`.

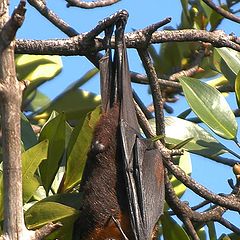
15;29;240;56
138;49;165;141
202;0;240;24
66;0;120;8
0;1;27;239
27;0;78;36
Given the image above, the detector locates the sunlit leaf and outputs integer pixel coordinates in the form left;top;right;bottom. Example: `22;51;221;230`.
219;233;239;240
39;112;66;193
162;213;190;240
62;106;101;192
16;55;62;82
218;234;231;240
235;71;240;108
214;48;240;86
197;227;207;240
179;76;238;140
22;140;49;203
206;76;228;88
215;48;240;76
171;151;192;198
149;117;228;157
16;55;62;102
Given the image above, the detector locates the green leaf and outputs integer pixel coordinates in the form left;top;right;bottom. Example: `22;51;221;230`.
219;233;239;240
25;201;79;239
197;227;207;240
218;234;231;240
177;108;192;119
161;213;190;240
180;0;190;20
150;117;227;157
216;48;240;75
16;55;62;100
21;113;38;150
42;89;100;124
16;55;62;82
0;173;3;221
40;192;83;209
22;140;49;203
235;71;240;108
207;221;217;240
62;106;101;192
179;76;238;140
39;112;66;193
171;151;192;198
24;90;51;113
34;69;100;124
214;48;240;86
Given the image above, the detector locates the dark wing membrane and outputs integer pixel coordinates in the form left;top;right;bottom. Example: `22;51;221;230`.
121;121;164;240
120;120;146;240
99;54;111;113
141;144;164;239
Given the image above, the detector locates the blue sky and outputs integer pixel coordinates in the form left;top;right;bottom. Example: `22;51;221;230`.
11;0;240;238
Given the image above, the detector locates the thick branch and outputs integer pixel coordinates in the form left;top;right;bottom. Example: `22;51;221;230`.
0;1;26;239
66;0;120;8
0;1;26;52
15;29;240;56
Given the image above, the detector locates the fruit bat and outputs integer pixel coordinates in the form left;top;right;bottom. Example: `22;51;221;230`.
73;11;164;240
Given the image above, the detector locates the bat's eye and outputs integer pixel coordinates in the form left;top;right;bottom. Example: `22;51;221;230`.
91;140;105;153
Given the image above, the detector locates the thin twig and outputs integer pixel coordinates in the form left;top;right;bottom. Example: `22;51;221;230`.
133;90;153;119
202;0;240;24
34;222;62;240
138;49;165;141
164;170;200;240
27;0;78;36
66;0;120;8
131;71;181;88
168;50;205;81
191;200;211;211
217;217;240;235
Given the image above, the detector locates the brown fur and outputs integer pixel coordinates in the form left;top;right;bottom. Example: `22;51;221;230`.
75;103;134;240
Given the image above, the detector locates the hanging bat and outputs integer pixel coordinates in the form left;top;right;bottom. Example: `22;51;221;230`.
73;11;164;240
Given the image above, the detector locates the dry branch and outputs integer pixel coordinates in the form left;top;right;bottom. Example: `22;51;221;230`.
15;29;240;56
66;0;120;8
0;1;27;239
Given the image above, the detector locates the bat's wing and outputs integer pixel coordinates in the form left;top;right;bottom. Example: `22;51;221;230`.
99;26;115;113
115;19;165;240
120;122;164;240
